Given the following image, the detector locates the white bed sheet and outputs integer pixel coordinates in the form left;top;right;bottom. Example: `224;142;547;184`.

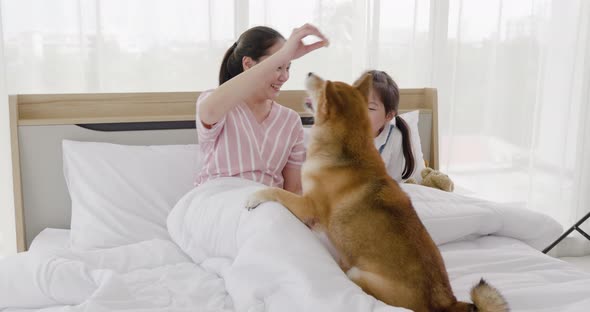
3;181;590;312
0;238;232;311
440;236;590;312
5;237;589;312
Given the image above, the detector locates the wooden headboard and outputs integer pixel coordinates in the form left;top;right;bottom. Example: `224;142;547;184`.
9;88;438;251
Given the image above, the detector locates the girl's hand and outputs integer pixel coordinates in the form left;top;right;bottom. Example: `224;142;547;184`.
279;24;329;61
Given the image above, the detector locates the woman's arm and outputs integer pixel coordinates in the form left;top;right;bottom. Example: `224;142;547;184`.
199;24;329;125
282;166;302;195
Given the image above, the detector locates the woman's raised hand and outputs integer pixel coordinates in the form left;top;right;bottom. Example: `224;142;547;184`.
279;24;330;61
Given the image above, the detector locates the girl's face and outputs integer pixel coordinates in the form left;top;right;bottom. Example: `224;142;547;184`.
368;88;394;137
245;39;290;99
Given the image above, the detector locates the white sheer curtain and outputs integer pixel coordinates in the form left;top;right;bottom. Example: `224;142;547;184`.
436;0;590;236
1;0;589;254
0;0;435;92
0;2;16;256
1;0;235;93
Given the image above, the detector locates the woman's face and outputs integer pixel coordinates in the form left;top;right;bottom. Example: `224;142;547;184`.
368;88;394;137
245;39;289;99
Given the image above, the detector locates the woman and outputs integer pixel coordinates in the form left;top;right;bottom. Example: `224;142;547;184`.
196;24;329;194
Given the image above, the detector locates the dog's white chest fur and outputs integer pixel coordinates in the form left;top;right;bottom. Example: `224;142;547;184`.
301;157;329;193
301;157;326;177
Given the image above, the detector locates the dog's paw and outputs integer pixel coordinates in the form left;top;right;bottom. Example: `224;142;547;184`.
245;198;263;211
244;191;270;211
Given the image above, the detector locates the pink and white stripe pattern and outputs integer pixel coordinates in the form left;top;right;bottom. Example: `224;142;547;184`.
195;91;305;188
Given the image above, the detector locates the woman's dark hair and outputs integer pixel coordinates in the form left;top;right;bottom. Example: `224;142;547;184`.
366;70;415;180
219;26;285;85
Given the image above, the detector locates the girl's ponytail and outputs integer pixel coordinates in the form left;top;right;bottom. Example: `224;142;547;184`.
395;115;415;180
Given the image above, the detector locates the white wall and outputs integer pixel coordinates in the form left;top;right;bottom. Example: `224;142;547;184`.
0;11;16;256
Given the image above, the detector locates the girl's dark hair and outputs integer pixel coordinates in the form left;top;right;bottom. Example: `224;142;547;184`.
366;70;415;180
219;26;285;85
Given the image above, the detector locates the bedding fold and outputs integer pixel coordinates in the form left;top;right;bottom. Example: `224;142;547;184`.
0;239;231;311
401;184;563;249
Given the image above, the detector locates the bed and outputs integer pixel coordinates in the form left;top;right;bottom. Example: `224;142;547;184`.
3;88;590;311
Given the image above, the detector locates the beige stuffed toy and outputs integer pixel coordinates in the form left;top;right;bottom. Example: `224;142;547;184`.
405;167;454;192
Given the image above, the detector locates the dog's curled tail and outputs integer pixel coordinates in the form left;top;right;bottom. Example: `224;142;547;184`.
470;278;509;312
446;279;509;312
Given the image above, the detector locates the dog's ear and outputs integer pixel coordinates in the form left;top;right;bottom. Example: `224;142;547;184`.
353;73;372;100
326;80;346;103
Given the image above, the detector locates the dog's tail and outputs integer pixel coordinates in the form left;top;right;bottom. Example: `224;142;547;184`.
446;279;509;312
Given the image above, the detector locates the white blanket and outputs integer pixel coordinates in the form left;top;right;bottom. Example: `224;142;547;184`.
166;178;566;312
0;177;577;311
0;239;231;311
401;184;563;249
167;177;403;312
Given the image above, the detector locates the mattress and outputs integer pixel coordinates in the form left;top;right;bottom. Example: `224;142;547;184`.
3;181;590;311
10;232;590;311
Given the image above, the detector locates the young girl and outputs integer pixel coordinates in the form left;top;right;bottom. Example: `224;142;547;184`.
359;70;425;182
195;24;329;194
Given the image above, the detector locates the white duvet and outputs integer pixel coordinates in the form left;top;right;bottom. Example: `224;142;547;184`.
1;177;589;312
0;239;231;311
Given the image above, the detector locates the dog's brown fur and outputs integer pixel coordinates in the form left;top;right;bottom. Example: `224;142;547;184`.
246;73;509;312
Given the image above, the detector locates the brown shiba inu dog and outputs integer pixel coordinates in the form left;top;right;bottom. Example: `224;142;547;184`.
246;73;509;312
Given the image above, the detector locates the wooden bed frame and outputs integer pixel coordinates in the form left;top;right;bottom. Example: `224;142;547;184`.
8;88;438;252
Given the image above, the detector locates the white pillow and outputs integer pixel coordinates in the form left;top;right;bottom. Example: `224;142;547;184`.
63;140;200;250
